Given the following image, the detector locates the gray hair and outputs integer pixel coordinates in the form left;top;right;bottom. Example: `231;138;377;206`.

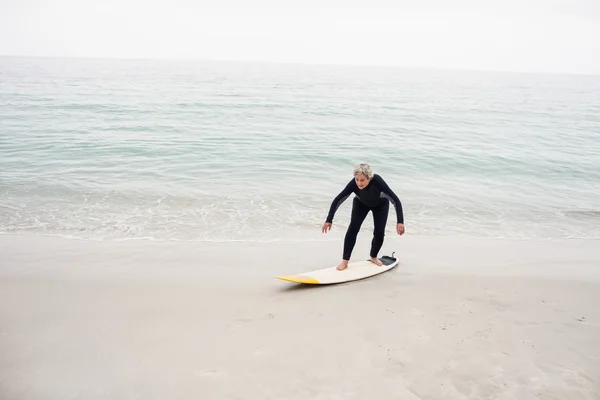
353;162;374;179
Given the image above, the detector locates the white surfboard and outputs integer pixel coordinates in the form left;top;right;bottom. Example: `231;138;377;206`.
276;253;398;285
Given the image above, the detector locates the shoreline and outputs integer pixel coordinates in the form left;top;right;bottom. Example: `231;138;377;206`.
2;233;599;282
4;230;600;242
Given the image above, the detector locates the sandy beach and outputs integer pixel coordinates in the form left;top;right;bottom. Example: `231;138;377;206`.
1;234;599;399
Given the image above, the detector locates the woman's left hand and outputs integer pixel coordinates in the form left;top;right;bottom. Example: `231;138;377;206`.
396;223;405;235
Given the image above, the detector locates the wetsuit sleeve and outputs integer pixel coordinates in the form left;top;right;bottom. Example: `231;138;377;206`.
374;174;404;224
325;179;355;223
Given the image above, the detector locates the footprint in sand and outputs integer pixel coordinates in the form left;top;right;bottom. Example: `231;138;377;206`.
194;369;226;378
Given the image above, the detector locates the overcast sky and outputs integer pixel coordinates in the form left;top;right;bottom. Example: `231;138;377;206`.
1;0;599;74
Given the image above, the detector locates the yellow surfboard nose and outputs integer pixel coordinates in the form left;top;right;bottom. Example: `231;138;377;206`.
275;274;320;284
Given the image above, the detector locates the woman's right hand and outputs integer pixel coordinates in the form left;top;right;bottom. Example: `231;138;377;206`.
322;222;332;233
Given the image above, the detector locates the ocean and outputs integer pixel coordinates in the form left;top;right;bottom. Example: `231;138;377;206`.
1;56;599;243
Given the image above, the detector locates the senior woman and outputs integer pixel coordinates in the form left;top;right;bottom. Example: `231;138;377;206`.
322;163;405;271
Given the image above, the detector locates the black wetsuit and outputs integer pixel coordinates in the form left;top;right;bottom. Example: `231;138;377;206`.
325;174;404;260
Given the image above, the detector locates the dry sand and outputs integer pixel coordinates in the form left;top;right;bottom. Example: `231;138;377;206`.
1;234;599;399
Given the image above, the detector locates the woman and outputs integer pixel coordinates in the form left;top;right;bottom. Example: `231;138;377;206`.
322;163;405;271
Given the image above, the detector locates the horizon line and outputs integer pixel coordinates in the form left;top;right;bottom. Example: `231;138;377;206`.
1;53;599;78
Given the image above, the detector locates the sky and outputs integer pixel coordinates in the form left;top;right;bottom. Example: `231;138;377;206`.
1;0;599;74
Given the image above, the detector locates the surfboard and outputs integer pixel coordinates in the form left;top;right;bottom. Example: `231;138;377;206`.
276;253;398;285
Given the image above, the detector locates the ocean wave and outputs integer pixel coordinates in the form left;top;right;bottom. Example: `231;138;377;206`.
2;57;600;243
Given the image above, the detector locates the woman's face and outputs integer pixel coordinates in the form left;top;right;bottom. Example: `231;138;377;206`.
355;173;370;190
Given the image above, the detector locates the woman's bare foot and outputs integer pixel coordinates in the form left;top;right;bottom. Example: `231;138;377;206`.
370;257;383;266
336;260;349;271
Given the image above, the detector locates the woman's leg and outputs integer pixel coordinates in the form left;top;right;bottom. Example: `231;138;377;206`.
370;198;390;262
338;198;370;270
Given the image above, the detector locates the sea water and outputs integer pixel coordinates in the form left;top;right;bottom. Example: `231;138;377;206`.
1;56;599;242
